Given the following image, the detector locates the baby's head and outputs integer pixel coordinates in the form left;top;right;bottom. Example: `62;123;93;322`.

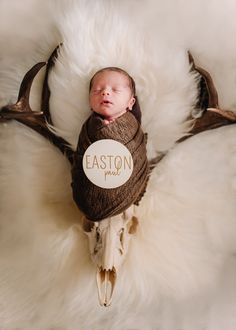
89;67;141;123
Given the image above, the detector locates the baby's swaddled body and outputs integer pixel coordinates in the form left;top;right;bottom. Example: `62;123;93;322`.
72;111;148;221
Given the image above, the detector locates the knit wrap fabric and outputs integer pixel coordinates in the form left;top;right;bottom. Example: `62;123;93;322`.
71;111;148;221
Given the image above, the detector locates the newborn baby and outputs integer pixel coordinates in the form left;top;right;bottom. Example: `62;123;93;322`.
72;67;148;221
89;67;140;124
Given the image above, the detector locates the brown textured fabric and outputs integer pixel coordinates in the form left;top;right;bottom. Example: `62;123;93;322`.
71;111;148;221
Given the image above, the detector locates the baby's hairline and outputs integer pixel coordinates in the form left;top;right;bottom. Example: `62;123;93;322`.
89;67;136;95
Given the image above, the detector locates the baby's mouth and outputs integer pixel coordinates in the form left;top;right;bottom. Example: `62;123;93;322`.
101;100;113;105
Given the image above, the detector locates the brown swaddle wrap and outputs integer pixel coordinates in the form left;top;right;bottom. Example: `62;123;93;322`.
71;111;148;221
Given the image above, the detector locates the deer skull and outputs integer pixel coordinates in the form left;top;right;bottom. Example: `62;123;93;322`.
83;206;138;307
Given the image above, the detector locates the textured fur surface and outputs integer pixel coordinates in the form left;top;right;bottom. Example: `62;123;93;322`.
0;1;236;329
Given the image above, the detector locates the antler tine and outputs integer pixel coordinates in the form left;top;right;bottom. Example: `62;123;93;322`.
16;61;47;112
41;44;62;125
1;62;46;117
188;51;219;109
175;51;236;143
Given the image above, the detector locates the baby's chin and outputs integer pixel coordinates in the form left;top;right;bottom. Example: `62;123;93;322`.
94;109;128;121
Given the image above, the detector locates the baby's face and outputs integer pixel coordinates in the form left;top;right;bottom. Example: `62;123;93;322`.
89;71;135;121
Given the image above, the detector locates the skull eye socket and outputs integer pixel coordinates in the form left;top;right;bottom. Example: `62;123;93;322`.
96;228;101;242
128;216;139;234
119;228;124;247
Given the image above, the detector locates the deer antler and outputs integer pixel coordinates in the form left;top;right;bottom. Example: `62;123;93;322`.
0;46;74;163
188;51;219;110
178;52;236;140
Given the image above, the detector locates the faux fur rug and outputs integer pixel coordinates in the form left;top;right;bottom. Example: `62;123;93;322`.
0;1;236;329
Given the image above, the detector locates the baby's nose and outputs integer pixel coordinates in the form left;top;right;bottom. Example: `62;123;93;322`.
102;89;110;95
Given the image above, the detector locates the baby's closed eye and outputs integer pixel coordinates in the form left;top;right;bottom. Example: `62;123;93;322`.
92;89;101;94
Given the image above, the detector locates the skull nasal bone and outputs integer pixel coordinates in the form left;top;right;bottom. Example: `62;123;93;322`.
102;230;115;270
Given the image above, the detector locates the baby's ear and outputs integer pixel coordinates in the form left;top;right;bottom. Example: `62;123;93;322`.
128;97;136;110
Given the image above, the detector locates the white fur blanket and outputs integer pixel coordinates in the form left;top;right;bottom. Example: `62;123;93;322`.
0;1;236;329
